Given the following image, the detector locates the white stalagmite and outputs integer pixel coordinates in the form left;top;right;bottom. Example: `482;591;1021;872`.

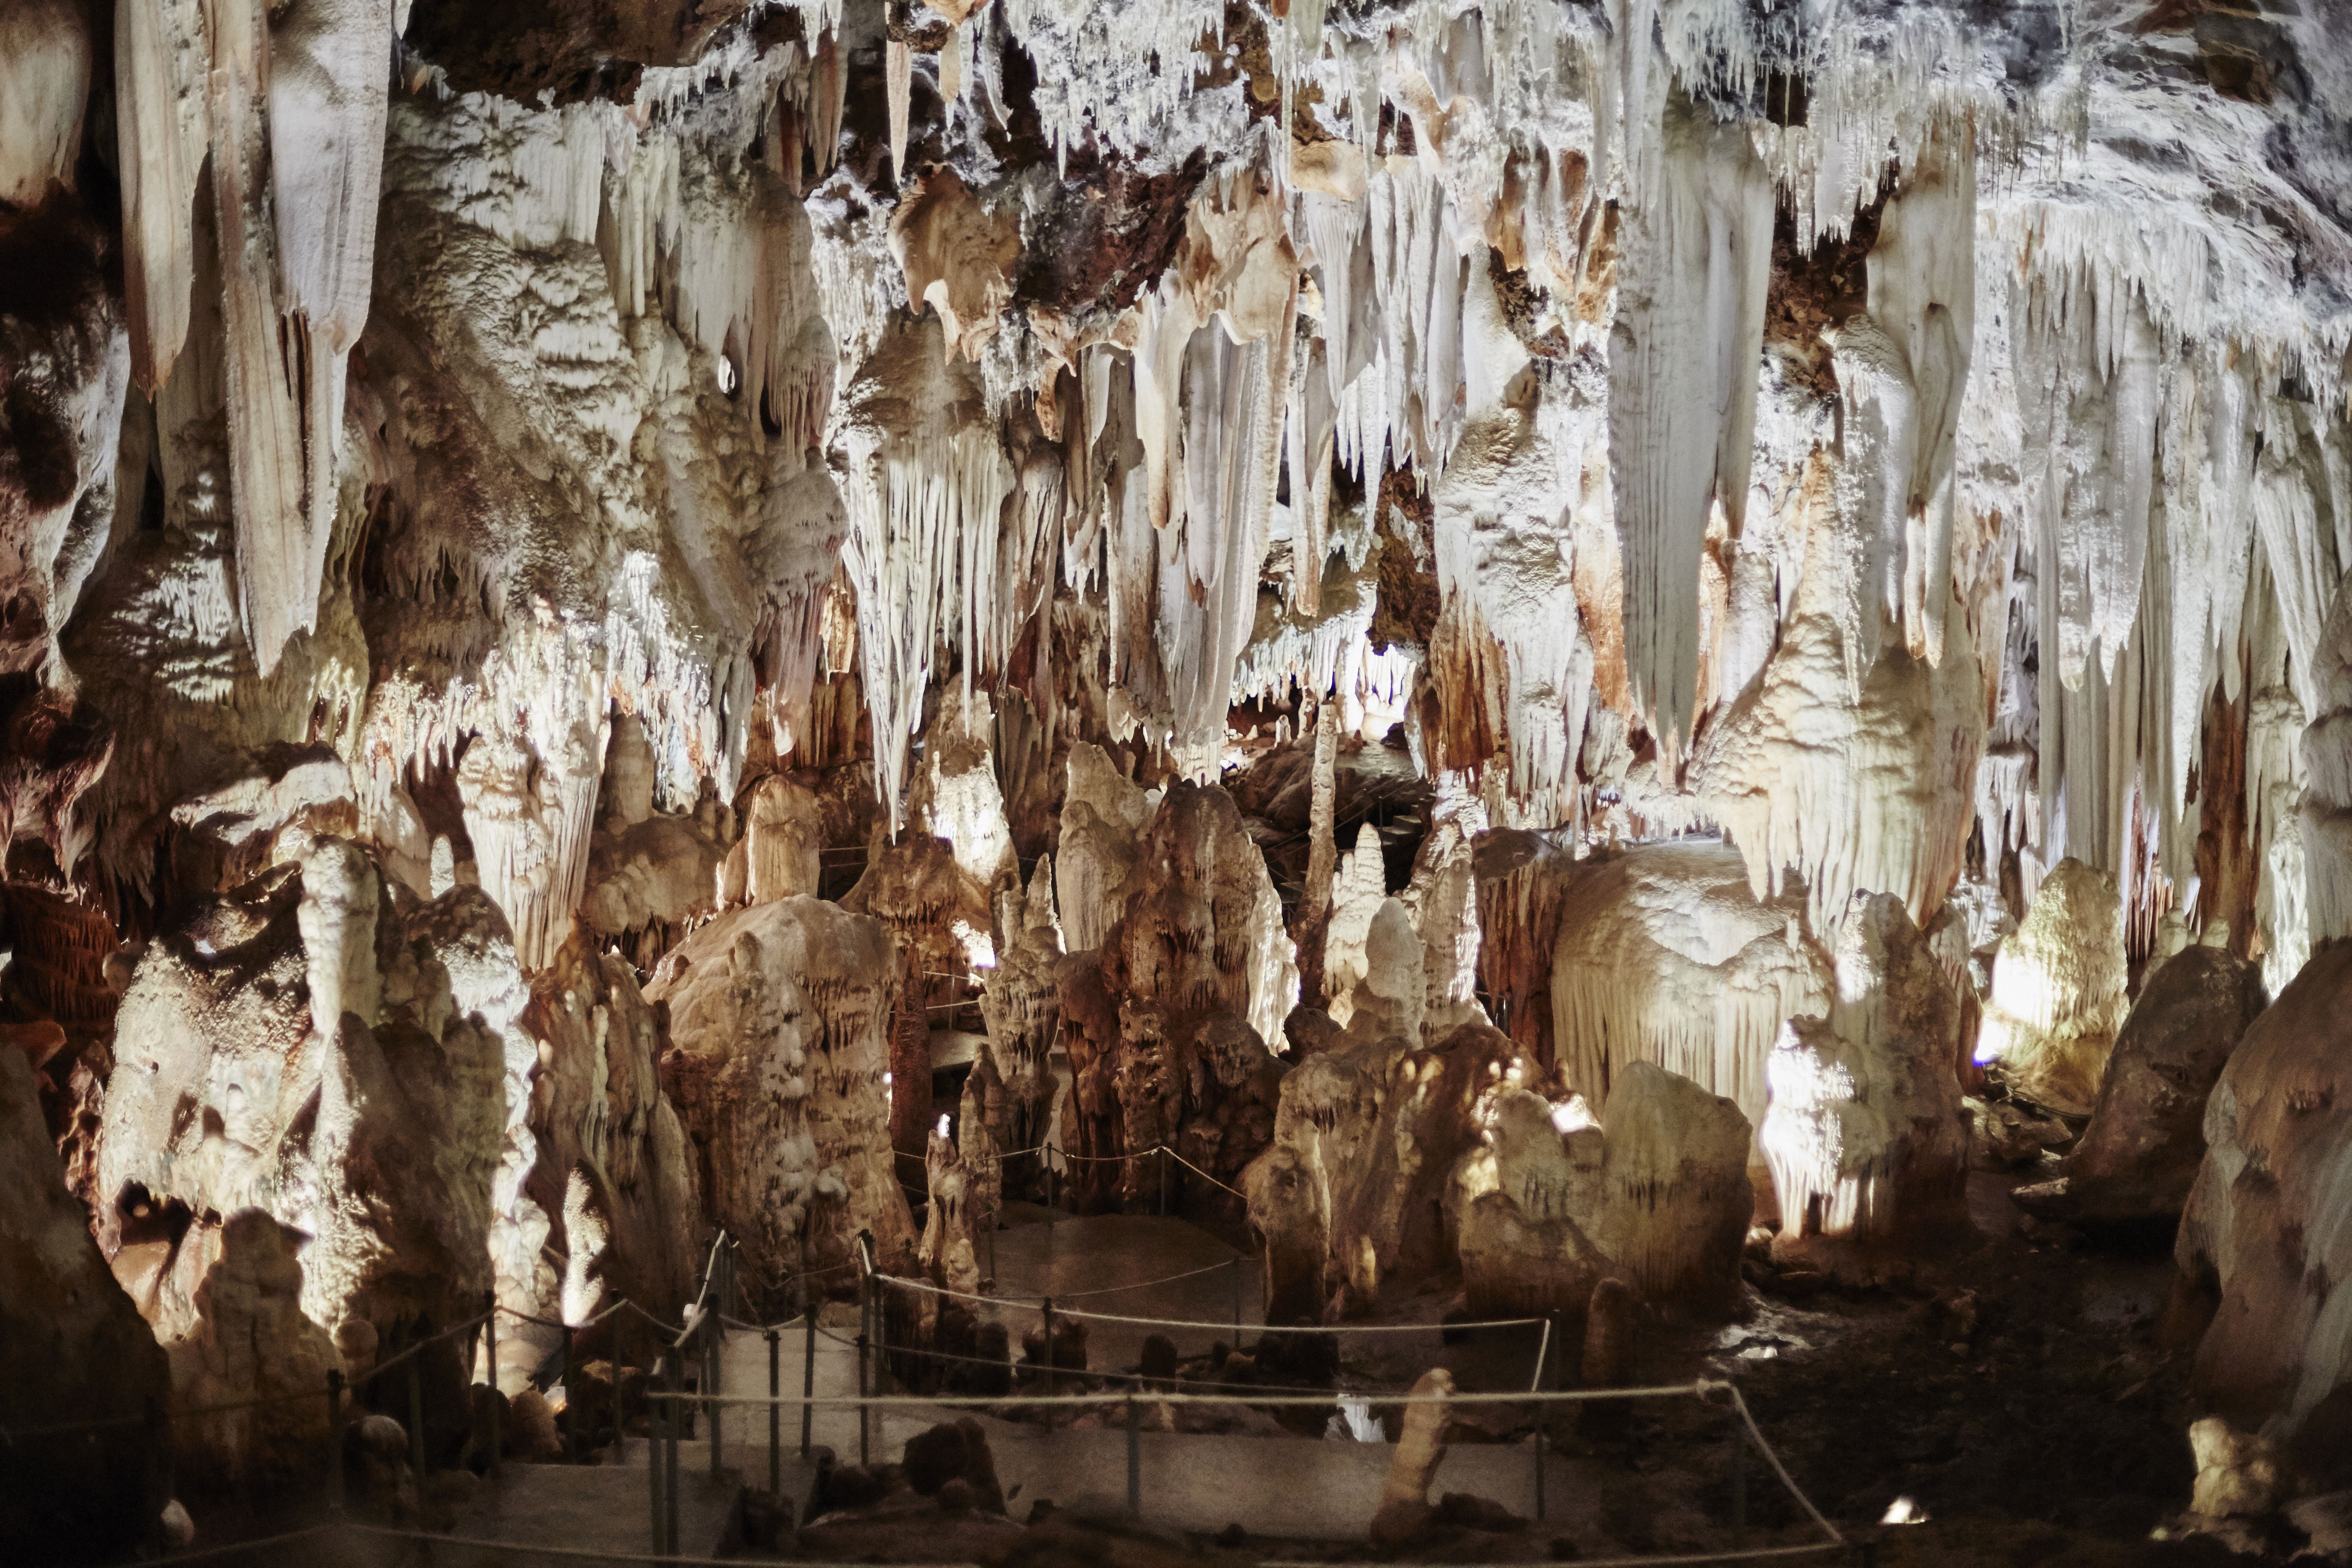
2298;582;2352;948
113;0;211;394
1056;742;1150;953
1323;821;1388;1025
1974;858;2129;1116
1303;701;1340;927
1759;893;1968;1243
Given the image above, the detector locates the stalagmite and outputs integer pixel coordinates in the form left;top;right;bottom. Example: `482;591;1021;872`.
2014;942;2263;1232
1592;1062;1753;1317
1322;822;1388;1025
6;0;2352;1547
721;773;825;907
1453;1085;1610;1319
0;1047;169;1562
1370;1368;1454;1547
1055;742;1149;953
1973;858;2129;1116
1759;894;1969;1245
1303;702;1339;925
2174;940;2352;1466
648;896;916;1309
976;859;1062;1180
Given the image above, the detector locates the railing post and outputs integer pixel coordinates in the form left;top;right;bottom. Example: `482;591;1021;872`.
1158;1146;1168;1216
766;1327;782;1497
407;1352;428;1485
664;1353;681;1556
855;1326;871;1467
483;1291;500;1480
325;1372;345;1512
800;1307;816;1458
1125;1394;1140;1517
708;1310;723;1481
648;1351;666;1557
1230;1255;1243;1339
1729;1401;1747;1546
1041;1296;1056;1431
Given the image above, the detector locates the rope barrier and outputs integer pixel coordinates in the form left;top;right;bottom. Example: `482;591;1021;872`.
1158;1146;1248;1200
352;1306;498;1388
837;1327;1377;1400
1728;1383;1843;1543
871;1270;1546;1335
872;1256;1245;1306
148;1523;336;1564
1052;1256;1248;1298
1057;1304;1549;1332
1252;1548;1844;1568
496;1295;636;1333
7;1305;500;1441
343;1523;980;1568
670;1379;1721;1410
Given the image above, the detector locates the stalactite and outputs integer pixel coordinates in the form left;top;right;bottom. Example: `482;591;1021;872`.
207;0;313;678
114;0;210;395
1607;88;1772;747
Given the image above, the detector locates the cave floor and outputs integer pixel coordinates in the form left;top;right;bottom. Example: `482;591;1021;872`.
312;1188;2230;1566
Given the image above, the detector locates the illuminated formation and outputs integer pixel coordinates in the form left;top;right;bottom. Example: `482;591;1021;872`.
2;0;2350;1559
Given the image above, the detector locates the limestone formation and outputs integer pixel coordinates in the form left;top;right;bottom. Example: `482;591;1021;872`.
164;1209;341;1492
1062;782;1294;1214
2188;1417;2289;1519
841;826;996;1169
2014;944;2264;1232
648;895;916;1309
1250;1020;1541;1320
1973;859;2129;1116
974;858;1064;1195
2174;939;2352;1467
1760;893;1970;1245
1550;841;1830;1135
1055;742;1150;954
1370;1368;1454;1547
98;851;514;1348
5;0;2352;1550
1454;1085;1611;1320
718;772;826;908
1590;1063;1755;1319
509;935;703;1380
